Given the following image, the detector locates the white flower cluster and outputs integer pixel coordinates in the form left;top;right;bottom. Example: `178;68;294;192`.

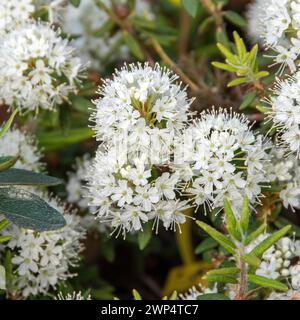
62;0;152;70
0;128;43;172
88;146;189;237
265;148;300;210
251;235;300;290
88;63;194;236
247;0;300;73
56;290;91;300
0;195;86;298
0;21;84;113
268;72;300;157
176;109;270;217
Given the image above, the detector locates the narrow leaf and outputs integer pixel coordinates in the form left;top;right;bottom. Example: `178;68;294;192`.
244;223;267;246
223;197;240;240
0;169;62;186
228;77;249;87
240;92;256;110
0;156;19;172
196;220;236;254
195;238;218;255
249;225;291;258
122;31;144;60
248;274;288;292
240;195;249;233
182;0;199;17
132;289;142;300
0;109;18;139
197;293;230;300
205;267;240;276
205;274;238;284
138;222;152;250
242;253;261;267
223;11;247;28
0;236;11;244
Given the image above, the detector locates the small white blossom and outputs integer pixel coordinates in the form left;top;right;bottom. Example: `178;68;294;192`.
56;291;91;300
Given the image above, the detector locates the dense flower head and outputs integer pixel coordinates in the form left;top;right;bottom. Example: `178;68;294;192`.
92;63;192;164
265;147;300;210
179;284;218;300
246;234;300;290
267;289;300;300
0;128;43;172
87;145;190;237
268;72;300;157
0;21;85;113
62;0;152;70
0;194;86;298
174;109;270;217
247;0;300;72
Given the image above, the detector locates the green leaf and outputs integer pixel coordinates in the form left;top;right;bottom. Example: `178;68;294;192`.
233;31;247;58
196;220;236;254
255;71;269;80
227;77;249;87
195;238;218;254
0;236;11;243
0;188;66;231
70;0;80;7
240;195;249;233
182;0;199;17
0;219;9;231
242;253;261;267
240;92;256;110
211;61;237;72
0;265;5;290
197;293;230;300
205;267;240;276
138;222;152;250
248;274;288;292
0;156;19;172
70;96;94;114
223;197;240;240
122;31;144;60
223;11;247;28
244;223;267;246
217;43;236;61
0;109;18;139
37;128;94;152
205;274;238;284
169;291;178;300
249;225;291;258
0;169;62;186
132;289;142;300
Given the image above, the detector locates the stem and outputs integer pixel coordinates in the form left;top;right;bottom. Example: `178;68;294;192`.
179;9;191;61
150;38;201;92
236;248;248;300
201;0;224;32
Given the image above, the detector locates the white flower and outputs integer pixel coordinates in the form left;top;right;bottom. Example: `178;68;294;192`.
0;194;86;298
256;261;280;279
0;128;43;172
0;21;84;113
62;0;153;70
175;108;270;217
133;185;159;212
56;291;91;300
